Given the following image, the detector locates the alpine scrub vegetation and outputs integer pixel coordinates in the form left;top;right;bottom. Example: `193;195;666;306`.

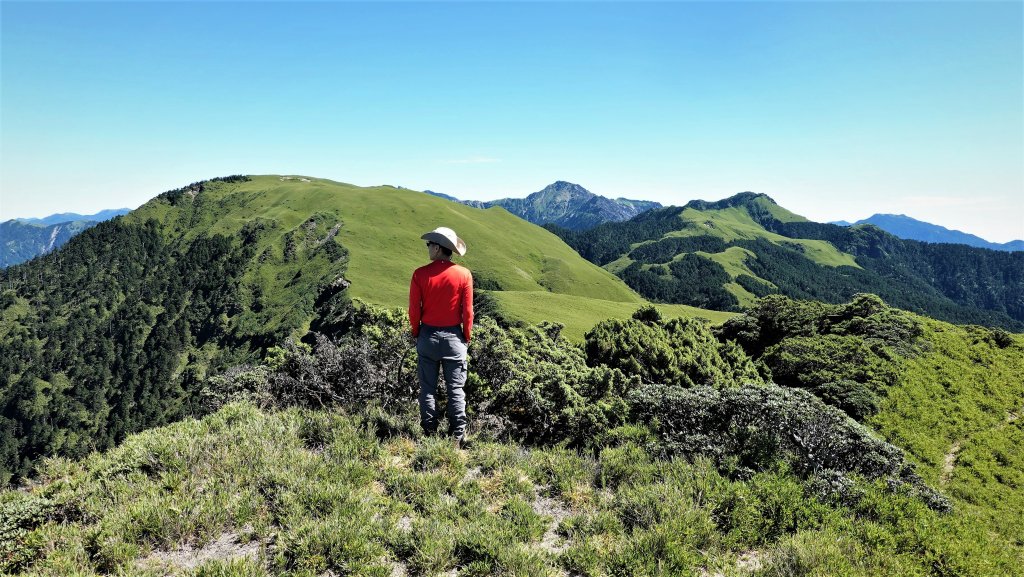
2;404;1017;576
5;294;1022;575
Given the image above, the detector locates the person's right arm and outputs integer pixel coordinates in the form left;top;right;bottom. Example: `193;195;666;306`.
461;270;474;342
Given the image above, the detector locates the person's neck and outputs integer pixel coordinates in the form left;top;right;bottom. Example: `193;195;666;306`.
431;256;452;263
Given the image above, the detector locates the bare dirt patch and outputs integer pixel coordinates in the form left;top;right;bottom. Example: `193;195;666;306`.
700;549;764;576
137;530;261;572
532;494;573;554
941;441;962;485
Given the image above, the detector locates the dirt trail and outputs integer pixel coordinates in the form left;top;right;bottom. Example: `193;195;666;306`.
940;441;962;485
700;550;764;576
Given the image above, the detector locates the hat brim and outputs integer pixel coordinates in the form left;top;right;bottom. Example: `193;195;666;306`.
421;232;467;256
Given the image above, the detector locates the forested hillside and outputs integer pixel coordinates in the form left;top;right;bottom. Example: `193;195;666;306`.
549;192;1024;330
0;176;352;483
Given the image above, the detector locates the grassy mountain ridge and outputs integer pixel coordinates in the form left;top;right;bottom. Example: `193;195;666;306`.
127;175;642;307
128;175;728;337
550;193;1024;329
871;318;1024;540
3;176;1023;575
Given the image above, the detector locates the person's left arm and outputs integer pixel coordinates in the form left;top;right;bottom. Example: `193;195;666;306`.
409;271;423;338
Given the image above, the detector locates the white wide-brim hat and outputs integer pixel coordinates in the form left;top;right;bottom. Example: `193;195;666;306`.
421;227;467;256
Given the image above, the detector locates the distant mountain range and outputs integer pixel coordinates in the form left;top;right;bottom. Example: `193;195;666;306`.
833;214;1023;252
550;191;1024;331
426;181;661;230
1;209;131;268
14;208;132;227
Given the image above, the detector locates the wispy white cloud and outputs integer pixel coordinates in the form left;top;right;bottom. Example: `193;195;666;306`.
442;157;501;165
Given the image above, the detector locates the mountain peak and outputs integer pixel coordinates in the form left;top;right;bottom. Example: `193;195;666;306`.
683;191;777;211
537;181;594;198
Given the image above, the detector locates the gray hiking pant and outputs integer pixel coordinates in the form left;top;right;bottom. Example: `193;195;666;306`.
416;324;468;438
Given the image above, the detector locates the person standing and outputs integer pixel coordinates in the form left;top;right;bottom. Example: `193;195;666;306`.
409;227;473;447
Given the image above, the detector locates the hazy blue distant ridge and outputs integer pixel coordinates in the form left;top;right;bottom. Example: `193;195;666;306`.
2;208;131;267
834;214;1023;252
16;208;131;226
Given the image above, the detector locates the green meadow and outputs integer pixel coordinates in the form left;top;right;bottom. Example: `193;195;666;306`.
126;175;700;339
870;319;1024;544
490;291;734;340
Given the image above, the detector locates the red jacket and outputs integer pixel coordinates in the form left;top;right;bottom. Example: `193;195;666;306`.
409;260;474;341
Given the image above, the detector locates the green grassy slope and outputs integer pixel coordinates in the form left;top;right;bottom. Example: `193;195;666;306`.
128;175;644;322
870;321;1024;543
597;204;857;310
490;291;734;340
669;207;858;268
712;294;1024;564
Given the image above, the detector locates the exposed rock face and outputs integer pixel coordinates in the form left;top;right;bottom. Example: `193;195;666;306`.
428;181;661;230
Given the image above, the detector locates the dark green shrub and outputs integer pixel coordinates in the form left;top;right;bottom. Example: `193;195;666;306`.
627;384;949;510
208;302;416;412
717;293;922;358
716;294;923;421
467;317;633;446
763;335;896;392
585;312;765;389
813;380;879;420
716;295;832;356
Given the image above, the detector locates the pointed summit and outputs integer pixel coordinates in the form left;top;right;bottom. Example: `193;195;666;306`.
481;181;661;230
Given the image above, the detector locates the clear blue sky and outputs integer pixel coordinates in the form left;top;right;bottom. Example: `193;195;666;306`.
2;1;1022;242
